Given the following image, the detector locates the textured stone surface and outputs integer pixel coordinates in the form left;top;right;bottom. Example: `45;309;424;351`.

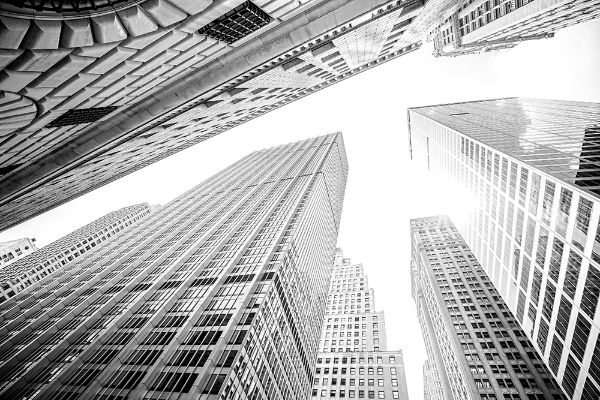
0;0;424;232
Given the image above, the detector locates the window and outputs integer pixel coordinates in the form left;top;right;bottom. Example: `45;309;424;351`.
197;1;272;43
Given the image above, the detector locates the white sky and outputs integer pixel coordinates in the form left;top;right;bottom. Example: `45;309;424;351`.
1;19;599;400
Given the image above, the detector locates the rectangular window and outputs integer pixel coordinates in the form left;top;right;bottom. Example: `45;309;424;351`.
542;281;556;320
564;251;582;299
548;335;564;375
555;296;572;339
573;197;593;250
581;265;600;319
535;228;548;267
571;314;591;362
555;188;573;238
541;181;555;226
562;356;580;398
537;318;549;351
548;238;564;283
529;173;541;215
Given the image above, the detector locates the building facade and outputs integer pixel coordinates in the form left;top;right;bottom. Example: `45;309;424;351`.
408;98;600;400
311;249;409;399
0;0;422;232
0;238;37;269
430;0;600;56
0;203;151;303
0;133;347;400
393;0;600;57
411;215;567;400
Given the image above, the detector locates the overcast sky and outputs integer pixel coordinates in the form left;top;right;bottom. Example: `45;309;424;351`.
1;19;599;400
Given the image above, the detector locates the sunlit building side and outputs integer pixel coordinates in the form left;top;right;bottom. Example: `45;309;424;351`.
0;203;151;303
311;249;409;399
408;98;600;400
411;215;567;400
430;0;600;56
0;133;347;400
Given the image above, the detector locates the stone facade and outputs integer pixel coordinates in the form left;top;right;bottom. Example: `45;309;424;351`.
311;249;409;400
0;0;422;232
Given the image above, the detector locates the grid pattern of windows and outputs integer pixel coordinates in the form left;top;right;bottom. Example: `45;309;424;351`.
311;250;409;399
0;204;151;302
427;0;600;56
410;216;567;400
409;98;600;400
0;134;348;400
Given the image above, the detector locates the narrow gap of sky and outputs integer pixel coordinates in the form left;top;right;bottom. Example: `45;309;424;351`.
1;19;599;400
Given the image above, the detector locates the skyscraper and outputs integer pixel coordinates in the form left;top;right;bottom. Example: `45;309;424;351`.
411;215;567;400
0;203;151;303
0;0;421;232
408;98;600;400
311;249;409;400
0;238;37;269
0;133;348;400
396;0;600;57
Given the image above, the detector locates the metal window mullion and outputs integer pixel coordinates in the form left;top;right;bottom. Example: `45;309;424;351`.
70;139;310;399
0;149;270;398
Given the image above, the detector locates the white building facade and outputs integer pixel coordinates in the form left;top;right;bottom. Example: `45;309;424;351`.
409;98;600;400
311;249;409;400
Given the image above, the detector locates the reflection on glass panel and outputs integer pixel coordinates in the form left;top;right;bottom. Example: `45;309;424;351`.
549;238;564;284
493;154;500;186
555;296;572;339
529;173;541;216
518;168;528;207
531;268;543;308
548;335;563;375
520;256;531;292
574;125;600;197
524;217;535;257
535;228;548;268
564;251;582;300
509;163;518;199
581;265;600;320
573;196;593;251
501;158;508;192
570;314;591;362
541;181;555;226
592;222;600;265
542;281;556;321
515;209;524;246
537;317;549;351
554;188;572;238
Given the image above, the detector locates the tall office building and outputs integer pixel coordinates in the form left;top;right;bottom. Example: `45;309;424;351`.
395;0;600;57
410;215;567;400
0;203;151;303
311;249;409;399
0;238;37;269
408;98;600;400
0;133;347;400
0;0;421;232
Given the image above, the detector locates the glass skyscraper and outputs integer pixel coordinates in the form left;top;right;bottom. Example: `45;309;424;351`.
408;98;600;400
311;249;409;399
411;215;566;400
0;133;347;400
